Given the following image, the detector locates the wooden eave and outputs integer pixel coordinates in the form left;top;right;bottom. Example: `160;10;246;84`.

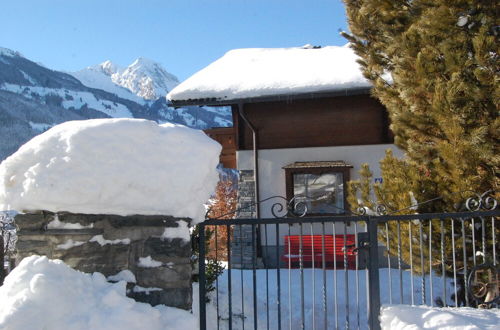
168;87;371;107
282;161;353;169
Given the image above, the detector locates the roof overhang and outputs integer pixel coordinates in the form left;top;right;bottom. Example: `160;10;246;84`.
168;87;371;108
283;161;353;169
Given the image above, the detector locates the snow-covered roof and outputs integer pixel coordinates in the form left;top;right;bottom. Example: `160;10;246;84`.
167;44;371;104
0;118;221;222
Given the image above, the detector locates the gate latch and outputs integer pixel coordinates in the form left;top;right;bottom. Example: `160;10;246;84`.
352;241;370;253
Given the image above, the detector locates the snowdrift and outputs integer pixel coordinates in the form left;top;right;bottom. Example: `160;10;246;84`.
0;256;196;330
0;118;221;222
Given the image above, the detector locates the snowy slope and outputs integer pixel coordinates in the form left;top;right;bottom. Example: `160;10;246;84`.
73;58;179;101
1;83;133;118
71;58;231;129
0;49;147;119
0;47;22;58
71;61;145;104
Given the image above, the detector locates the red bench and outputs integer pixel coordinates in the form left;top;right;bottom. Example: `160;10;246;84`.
282;235;357;269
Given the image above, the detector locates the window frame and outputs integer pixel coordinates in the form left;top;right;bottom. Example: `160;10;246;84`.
284;165;351;216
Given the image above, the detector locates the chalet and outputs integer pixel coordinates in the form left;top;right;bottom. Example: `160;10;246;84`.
168;44;402;267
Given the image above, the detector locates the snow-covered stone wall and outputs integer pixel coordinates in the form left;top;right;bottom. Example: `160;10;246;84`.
15;212;193;309
0;118;223;309
0;118;221;223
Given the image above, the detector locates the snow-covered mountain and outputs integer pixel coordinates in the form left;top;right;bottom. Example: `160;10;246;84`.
72;58;179;101
0;47;232;161
70;61;144;103
113;57;179;100
70;58;231;128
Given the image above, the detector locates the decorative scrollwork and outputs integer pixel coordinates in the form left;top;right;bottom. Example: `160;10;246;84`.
375;204;388;216
465;190;498;212
355;204;388;216
482;194;498;211
356;206;367;216
271;196;308;218
353;190;498;217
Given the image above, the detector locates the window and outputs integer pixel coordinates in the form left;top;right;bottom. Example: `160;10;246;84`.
284;161;352;215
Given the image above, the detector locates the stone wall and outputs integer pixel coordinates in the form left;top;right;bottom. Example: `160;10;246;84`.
231;170;258;269
15;212;192;310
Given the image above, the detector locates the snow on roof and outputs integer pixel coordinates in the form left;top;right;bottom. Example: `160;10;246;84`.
167;44;371;103
0;118;221;222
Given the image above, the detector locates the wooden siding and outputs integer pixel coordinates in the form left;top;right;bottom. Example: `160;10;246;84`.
203;127;237;168
233;94;392;150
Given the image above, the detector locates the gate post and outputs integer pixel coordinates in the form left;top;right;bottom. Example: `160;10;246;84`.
0;234;4;285
198;223;207;330
367;216;381;330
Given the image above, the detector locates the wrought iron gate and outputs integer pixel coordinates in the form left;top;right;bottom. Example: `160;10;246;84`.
197;195;499;330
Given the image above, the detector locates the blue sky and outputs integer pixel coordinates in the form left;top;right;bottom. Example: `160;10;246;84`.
1;0;349;80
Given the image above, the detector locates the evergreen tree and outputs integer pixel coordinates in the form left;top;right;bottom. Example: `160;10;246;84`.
343;0;499;282
343;0;498;207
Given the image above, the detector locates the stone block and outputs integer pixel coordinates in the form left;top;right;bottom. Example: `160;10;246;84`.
143;237;191;258
128;287;192;310
14;212;193;310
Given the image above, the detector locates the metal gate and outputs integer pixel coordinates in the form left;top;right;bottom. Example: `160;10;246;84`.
197;195;499;329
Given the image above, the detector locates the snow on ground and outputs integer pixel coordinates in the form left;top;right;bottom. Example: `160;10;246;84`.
380;304;500;330
0;118;221;222
168;44;376;102
199;268;466;329
1;257;498;329
0;256;196;330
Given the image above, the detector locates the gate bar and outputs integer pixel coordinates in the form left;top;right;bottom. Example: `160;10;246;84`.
199;223;207;330
367;217;381;330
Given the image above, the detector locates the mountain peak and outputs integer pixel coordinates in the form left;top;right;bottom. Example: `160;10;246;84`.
73;57;180;100
83;60;120;76
0;47;23;58
99;60;120;75
114;58;179;100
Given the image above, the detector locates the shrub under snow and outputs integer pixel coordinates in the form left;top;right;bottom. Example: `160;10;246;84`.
0;118;221;223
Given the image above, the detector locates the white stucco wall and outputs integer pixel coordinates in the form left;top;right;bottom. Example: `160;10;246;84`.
237;144;404;245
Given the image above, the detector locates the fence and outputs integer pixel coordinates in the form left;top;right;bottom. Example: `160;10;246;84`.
197;196;499;329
